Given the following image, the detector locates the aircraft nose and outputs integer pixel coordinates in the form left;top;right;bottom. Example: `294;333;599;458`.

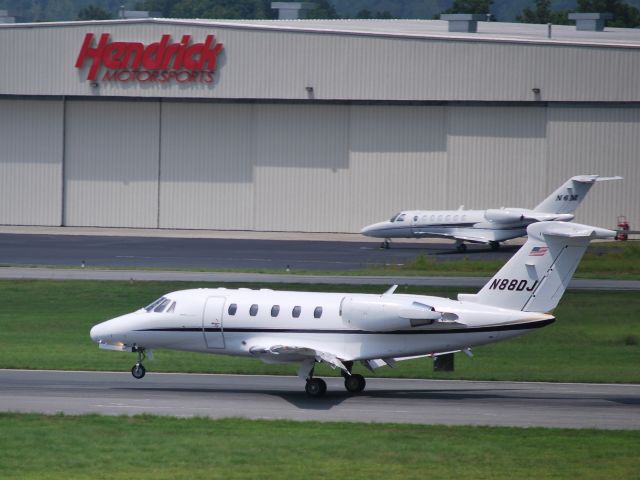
89;323;102;343
360;222;385;237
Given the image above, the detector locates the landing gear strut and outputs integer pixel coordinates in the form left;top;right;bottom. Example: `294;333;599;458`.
489;241;500;251
381;239;391;249
456;241;467;253
131;348;146;379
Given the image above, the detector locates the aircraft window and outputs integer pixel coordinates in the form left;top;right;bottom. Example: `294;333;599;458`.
228;303;237;315
461;215;466;221
292;306;301;318
153;298;171;313
271;305;280;317
397;214;406;222
250;304;258;316
144;297;165;312
314;306;323;319
166;302;176;313
430;215;435;222
389;213;400;222
413;216;418;222
453;215;459;222
437;215;443;222
445;215;451;222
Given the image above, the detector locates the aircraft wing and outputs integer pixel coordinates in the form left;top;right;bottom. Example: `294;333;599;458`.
250;344;350;374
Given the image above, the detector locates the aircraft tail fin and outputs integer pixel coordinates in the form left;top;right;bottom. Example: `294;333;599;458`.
458;222;615;312
533;175;622;215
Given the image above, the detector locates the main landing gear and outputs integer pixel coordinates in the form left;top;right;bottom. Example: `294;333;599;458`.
131;348;147;379
489;241;500;251
303;361;367;398
455;241;467;253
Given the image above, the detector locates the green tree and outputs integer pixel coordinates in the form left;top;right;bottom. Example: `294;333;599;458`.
306;0;338;19
441;0;493;15
516;0;570;24
576;0;640;27
77;4;112;20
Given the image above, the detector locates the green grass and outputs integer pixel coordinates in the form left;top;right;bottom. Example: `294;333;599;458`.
2;280;639;383
0;413;638;479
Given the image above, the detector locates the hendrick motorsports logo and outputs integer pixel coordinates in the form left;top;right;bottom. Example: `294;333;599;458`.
75;33;224;84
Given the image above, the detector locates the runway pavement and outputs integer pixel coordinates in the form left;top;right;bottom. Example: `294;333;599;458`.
1;370;639;429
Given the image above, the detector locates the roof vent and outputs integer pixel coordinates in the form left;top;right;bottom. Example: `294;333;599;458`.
0;9;15;23
568;12;613;31
271;2;316;20
440;14;486;33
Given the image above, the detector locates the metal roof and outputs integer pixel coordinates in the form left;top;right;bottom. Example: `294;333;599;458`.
2;18;640;49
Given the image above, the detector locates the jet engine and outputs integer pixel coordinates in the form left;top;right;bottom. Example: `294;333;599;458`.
484;209;525;223
341;296;443;332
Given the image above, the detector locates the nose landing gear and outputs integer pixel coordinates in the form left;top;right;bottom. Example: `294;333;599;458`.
131;348;147;379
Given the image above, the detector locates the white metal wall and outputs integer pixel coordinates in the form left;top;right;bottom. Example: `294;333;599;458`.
64;100;160;227
0;98;638;232
0;99;62;225
159;102;255;229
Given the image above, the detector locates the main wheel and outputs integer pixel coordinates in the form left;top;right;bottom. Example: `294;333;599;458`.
344;374;366;394
456;243;467;253
305;378;327;397
489;241;500;251
131;363;146;379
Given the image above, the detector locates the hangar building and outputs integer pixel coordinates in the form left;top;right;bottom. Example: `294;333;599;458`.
0;18;638;232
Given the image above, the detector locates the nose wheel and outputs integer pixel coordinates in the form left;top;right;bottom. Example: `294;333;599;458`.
130;348;147;379
131;363;146;379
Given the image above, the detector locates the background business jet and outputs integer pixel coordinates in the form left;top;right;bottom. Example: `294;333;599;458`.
361;175;621;252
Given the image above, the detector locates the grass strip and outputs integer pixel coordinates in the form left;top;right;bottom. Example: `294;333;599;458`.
0;413;639;480
2;280;639;383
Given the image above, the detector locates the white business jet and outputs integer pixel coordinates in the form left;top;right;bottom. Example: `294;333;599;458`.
90;221;614;397
361;175;621;252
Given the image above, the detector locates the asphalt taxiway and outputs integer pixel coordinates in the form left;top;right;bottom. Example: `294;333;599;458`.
2;370;638;429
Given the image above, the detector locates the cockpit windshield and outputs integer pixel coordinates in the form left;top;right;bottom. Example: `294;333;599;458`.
144;297;175;313
389;213;400;222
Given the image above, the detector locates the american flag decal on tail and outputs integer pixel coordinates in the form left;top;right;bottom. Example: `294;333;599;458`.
529;246;548;256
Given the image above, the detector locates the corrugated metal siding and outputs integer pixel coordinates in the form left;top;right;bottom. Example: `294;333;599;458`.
1;23;640;102
1;98;638;232
252;104;350;231
446;106;547;209
349;105;447;227
546;106;640;227
64;100;159;227
0;99;62;225
159;102;255;229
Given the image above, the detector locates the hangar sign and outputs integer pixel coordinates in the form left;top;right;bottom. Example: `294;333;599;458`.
75;33;224;84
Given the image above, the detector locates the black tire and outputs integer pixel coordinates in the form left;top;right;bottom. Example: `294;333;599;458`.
344;374;366;394
305;378;327;397
456;243;467;253
131;363;146;379
489;241;500;251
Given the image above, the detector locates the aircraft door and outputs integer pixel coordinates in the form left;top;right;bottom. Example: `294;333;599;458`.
202;296;226;349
